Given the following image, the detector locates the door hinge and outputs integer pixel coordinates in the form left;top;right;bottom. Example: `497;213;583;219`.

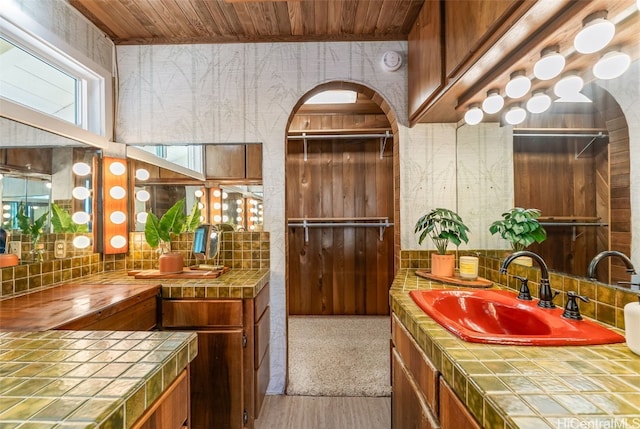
243;409;249;425
242;332;247;348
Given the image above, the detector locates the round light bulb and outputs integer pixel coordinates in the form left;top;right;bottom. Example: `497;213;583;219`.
136;189;151;202
236;207;243;213
236;216;242;221
194;189;204;198
135;168;150;181
482;91;504;114
574;16;615;54
533;51;565;81
464;105;483;125
72;186;90;200
198;202;205;210
109;186;126;199
110;211;126;224
214;202;221;210
526;92;552;114
110;235;127;249
213;189;221;197
554;75;584;98
45;182;52;189
72;211;90;224
505;73;531;99
109;161;126;176
72;162;91;176
505;106;527;125
136;212;148;224
222;192;228;199
222;215;229;222
214;215;222;222
236;199;243;205
593;51;631;80
73;236;91;249
2;213;9;219
222;204;228;210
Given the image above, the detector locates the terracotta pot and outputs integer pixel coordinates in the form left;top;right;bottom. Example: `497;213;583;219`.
431;253;455;277
158;252;184;273
0;254;19;268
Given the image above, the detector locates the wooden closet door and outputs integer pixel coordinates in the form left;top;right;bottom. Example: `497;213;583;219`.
287;138;394;315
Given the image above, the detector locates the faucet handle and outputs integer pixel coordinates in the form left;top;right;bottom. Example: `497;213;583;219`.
513;275;532;300
562;291;589;320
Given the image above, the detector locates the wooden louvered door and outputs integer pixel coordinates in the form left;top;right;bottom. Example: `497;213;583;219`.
286;137;394;315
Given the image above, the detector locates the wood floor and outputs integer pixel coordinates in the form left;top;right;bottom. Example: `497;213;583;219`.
255;395;391;429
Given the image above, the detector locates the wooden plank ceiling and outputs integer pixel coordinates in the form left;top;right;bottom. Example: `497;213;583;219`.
69;0;426;45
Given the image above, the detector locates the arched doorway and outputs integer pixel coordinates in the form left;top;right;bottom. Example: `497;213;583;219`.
284;82;399;396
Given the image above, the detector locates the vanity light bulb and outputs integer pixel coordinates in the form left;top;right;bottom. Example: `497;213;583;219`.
136;212;148;224
3;213;10;219
72;186;90;200
222;215;229;222
505;75;531;99
482;92;504;114
110;211;126;224
109;161;126;176
236;216;242;221
554;75;584;99
73;235;91;249
214;215;222;222
2;204;9;210
464;106;483;125
533;52;565;81
72;211;90;224
45;182;52;189
236;207;243;213
593;51;631;80
236;199;243;205
258;217;263;222
213;190;221;198
110;235;127;249
249;225;256;231
213;202;221;210
194;189;204;198
505;106;527;125
136;189;151;202
109;186;126;200
526;92;552;114
135;168;150;181
222;192;228;199
574;17;615;54
199;215;205;222
72;162;91;176
198;202;205;210
222;203;229;210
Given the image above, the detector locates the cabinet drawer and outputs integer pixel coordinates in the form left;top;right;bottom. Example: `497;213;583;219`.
58;294;158;331
392;314;439;416
254;306;270;368
254;283;270;320
163;300;243;328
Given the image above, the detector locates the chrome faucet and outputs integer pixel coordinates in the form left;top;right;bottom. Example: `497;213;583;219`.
587;250;636;280
499;250;558;309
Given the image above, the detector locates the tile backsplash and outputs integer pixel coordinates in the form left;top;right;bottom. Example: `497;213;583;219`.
400;250;640;330
1;231;269;299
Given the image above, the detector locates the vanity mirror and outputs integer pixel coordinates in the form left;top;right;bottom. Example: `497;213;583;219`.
457;76;636;288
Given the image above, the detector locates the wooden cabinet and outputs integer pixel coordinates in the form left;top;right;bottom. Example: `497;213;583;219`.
162;283;270;429
391;313;480;429
205;144;262;180
56;286;160;331
133;368;191;429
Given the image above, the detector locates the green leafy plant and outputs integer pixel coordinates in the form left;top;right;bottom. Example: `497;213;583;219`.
489;207;547;252
17;202;48;244
414;208;470;254
50;203;89;233
144;197;203;252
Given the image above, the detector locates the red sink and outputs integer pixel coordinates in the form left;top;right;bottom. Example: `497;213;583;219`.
409;289;625;346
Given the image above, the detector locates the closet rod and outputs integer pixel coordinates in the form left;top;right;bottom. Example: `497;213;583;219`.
287;131;392;139
513;132;608;138
288;217;393;242
539;222;609;227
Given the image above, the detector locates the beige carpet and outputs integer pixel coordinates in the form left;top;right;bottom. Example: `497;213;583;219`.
287;316;391;397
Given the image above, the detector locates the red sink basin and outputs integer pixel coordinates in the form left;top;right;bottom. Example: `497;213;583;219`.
409;289;625;346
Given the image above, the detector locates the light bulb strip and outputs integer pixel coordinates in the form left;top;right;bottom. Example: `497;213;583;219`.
103;157;129;254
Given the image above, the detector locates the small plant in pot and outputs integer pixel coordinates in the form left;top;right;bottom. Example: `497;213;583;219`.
489;207;547;266
414;208;470;277
144;198;201;273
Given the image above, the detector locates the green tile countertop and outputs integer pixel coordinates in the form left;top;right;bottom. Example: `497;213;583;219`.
390;269;640;429
62;269;270;299
0;329;197;428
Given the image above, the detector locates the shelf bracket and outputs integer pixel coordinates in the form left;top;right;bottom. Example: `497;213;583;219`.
575;132;604;160
303;132;308;162
379;131;390;160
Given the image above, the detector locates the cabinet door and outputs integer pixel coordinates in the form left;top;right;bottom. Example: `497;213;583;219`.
439;377;482;429
132;369;189;429
392;349;439;429
191;330;245;429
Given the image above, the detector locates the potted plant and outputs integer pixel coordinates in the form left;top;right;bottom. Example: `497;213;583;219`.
51;203;89;233
414;208;470;277
489;207;547;266
17;202;49;262
144;198;201;272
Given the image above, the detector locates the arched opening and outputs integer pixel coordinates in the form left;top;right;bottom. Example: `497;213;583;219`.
284;81;399;397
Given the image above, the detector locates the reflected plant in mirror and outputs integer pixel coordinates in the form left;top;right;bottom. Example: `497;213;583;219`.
17;202;48;262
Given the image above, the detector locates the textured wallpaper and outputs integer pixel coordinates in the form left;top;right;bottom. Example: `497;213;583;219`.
116;40;409;393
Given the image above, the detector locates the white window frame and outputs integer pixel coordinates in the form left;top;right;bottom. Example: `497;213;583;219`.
0;12;111;148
